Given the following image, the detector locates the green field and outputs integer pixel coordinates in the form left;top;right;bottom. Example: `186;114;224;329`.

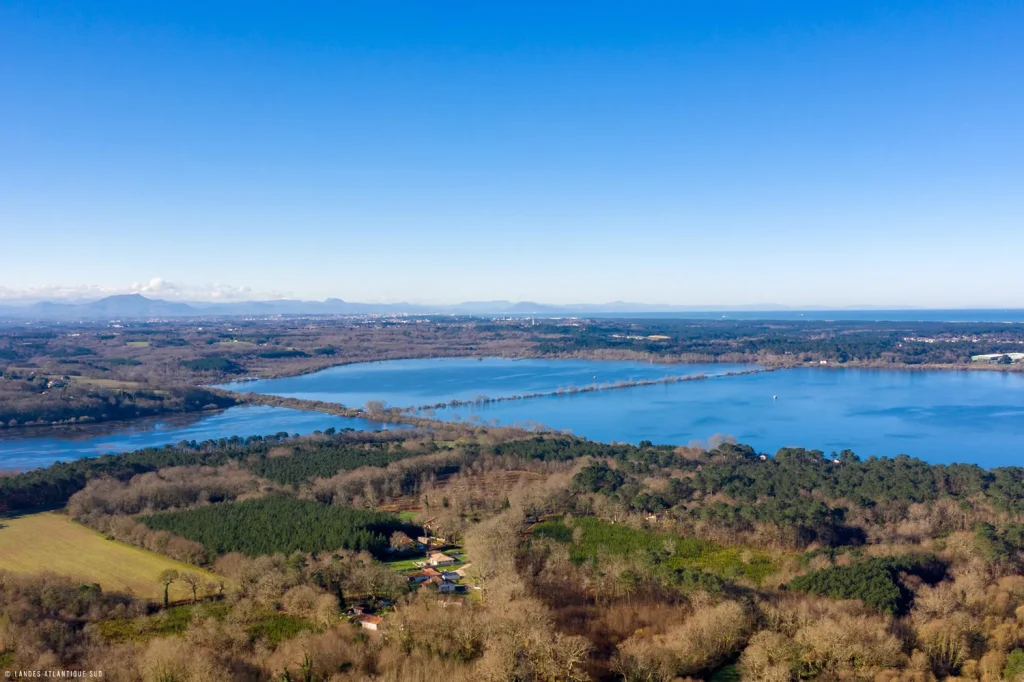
125;341;150;347
70;376;147;389
0;512;219;602
383;556;427;572
533;516;776;583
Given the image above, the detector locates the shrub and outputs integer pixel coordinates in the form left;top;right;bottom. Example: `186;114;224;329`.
1005;648;1024;680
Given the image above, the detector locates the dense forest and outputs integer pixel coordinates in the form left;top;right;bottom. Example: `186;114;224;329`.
139;496;417;557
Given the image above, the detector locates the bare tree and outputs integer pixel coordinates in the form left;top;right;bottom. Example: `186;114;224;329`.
158;569;179;608
180;572;203;603
389;530;413;551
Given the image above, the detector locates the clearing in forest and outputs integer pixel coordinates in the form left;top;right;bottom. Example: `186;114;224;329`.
0;511;218;602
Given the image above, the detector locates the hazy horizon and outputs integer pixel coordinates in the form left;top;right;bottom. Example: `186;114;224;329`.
2;282;1024;312
3;2;1022;308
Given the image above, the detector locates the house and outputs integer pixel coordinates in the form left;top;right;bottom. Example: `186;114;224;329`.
441;571;461;581
407;567;442;583
428;552;456;567
417;535;444;548
356;615;383;631
407;568;441;583
438;580;460;594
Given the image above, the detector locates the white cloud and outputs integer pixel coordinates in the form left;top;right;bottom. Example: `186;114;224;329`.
0;279;289;303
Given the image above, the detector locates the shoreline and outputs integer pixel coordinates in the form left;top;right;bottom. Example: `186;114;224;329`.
228;352;1024;383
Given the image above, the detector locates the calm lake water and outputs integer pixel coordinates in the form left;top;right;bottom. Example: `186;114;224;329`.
438;367;1024;467
5;359;1024;470
224;358;1024;466
0;406;390;471
219;358;749;408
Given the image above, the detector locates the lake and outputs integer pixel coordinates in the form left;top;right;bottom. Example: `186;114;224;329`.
437;367;1024;466
0;406;391;471
219;357;749;408
228;359;1024;467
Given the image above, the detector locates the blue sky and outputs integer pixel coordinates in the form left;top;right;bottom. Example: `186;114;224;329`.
1;1;1022;306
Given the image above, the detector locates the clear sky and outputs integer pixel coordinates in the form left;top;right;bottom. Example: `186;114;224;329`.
1;1;1022;307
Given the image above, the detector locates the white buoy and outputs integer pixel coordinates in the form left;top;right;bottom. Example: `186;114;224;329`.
773;395;778;400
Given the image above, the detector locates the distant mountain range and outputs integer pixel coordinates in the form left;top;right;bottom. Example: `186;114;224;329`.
0;293;753;320
1;294;1020;322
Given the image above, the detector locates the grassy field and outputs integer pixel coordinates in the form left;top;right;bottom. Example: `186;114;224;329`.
383;556;428;572
0;512;219;602
70;376;147;389
125;341;150;347
533;516;777;584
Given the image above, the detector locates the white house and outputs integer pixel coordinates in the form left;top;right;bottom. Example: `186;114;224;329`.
428;552;456;567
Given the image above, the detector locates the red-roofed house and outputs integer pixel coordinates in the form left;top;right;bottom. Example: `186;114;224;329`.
356;614;383;631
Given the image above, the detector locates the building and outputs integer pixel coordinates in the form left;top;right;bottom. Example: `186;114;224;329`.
407;567;441;583
428;552;456;567
356;615;383;631
972;353;1024;363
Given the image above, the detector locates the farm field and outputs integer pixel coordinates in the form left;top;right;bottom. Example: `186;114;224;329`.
0;511;218;602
